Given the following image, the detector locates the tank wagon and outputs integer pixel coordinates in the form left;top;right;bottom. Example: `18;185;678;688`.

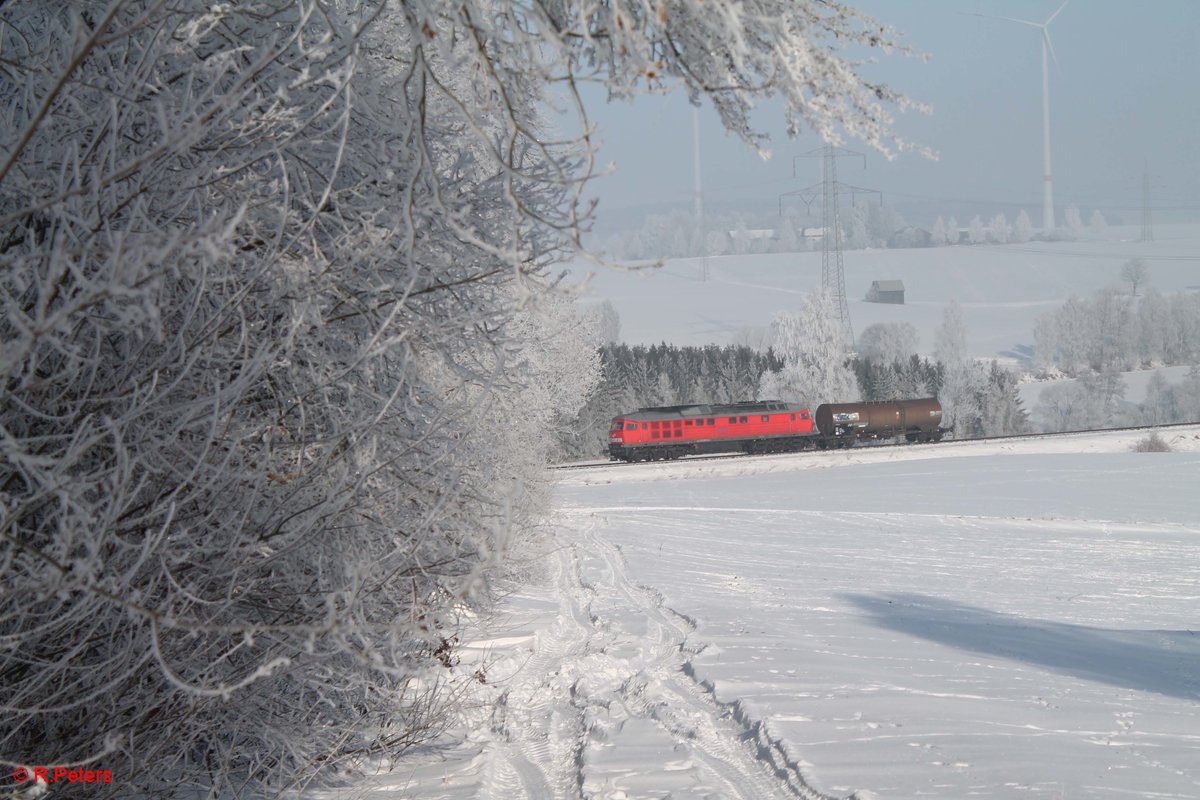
608;400;815;461
814;397;945;447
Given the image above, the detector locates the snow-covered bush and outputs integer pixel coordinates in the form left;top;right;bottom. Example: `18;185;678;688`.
0;2;595;795
1;0;923;795
1132;432;1173;452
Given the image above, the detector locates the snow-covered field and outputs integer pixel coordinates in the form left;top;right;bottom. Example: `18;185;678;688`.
317;427;1200;800
575;225;1200;364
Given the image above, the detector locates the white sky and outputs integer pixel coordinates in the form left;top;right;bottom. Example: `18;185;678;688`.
579;0;1200;228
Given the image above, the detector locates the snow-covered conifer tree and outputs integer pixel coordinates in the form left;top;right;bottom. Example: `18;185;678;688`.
978;363;1030;436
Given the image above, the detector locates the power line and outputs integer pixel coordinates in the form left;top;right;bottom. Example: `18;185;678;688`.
784;146;881;346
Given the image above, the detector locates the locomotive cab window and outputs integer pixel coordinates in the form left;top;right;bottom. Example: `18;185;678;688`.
801;411;810;420
625;423;637;430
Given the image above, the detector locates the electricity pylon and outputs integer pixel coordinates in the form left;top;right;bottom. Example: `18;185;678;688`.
780;144;879;347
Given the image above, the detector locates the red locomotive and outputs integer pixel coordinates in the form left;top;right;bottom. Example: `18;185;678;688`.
608;398;946;461
608;401;816;461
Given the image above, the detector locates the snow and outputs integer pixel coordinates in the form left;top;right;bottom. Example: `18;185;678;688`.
574;224;1200;363
315;426;1200;800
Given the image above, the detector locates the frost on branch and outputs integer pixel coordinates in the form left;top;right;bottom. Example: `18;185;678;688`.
1;0;914;795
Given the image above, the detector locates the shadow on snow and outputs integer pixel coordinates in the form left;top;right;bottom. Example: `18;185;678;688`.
844;592;1200;700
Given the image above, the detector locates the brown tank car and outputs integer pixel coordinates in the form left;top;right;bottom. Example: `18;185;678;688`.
814;397;946;447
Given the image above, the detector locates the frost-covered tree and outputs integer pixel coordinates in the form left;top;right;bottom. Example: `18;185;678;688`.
846;204;870;250
707;229;731;257
590;300;623;345
0;2;605;794
777;217;799;253
0;0;927;794
1177;366;1200;422
762;290;858;407
1090;209;1109;236
1013;209;1034;243
1033;372;1126;432
1064;204;1086;238
988;213;1011;244
932;216;948;246
934;301;976;434
1139;371;1178;425
869;363;903;400
858;322;920;364
968;215;986;244
1121;258;1150;297
935;301;969;368
977;362;1030;436
946;215;960;244
867;201;904;247
1136;288;1171;364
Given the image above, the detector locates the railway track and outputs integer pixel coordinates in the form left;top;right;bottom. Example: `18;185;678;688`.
550;421;1200;472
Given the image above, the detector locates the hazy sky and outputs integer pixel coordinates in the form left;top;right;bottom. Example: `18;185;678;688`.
580;0;1199;228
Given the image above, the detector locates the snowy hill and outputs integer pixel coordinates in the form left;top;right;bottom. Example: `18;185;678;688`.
572;224;1200;365
318;427;1200;800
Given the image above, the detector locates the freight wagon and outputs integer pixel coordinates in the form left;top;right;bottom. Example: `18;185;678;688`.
813;397;945;447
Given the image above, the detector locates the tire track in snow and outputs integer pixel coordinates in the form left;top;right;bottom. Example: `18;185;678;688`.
571;520;852;800
471;516;857;800
475;543;595;800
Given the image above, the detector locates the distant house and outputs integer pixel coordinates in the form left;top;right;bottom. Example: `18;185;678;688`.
866;280;905;304
726;228;776;245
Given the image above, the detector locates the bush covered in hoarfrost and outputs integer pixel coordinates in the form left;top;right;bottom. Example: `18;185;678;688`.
0;0;922;795
1132;432;1173;452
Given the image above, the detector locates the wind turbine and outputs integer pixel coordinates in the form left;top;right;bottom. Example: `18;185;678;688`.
975;0;1070;232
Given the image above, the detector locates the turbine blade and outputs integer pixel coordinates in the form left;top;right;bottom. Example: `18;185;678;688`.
961;11;1041;29
1046;0;1071;26
1043;29;1060;71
